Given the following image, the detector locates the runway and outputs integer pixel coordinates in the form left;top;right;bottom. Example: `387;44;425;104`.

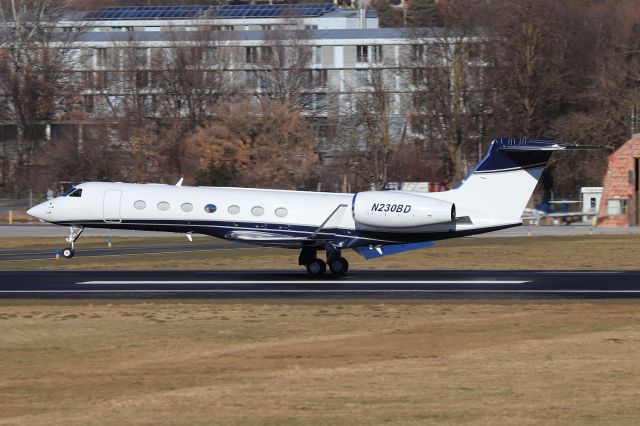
1;270;639;299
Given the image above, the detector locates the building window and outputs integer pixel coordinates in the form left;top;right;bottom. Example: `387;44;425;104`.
245;71;257;89
204;204;217;213
134;200;146;210
246;47;258;64
314;69;327;87
157;201;170;211
96;71;109;89
412;68;425;84
261;46;273;63
356;69;370;86
136;71;149;88
412;44;425;62
96;48;108;67
314;93;327;113
371;45;383;63
82;72;95;89
607;199;627;216
356;45;368;63
181;203;193;212
313;46;323;65
204;47;217;63
83;95;94;113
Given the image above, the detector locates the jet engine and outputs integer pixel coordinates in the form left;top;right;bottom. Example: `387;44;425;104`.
352;191;455;228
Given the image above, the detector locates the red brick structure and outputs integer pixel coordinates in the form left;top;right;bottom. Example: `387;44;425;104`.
597;136;640;227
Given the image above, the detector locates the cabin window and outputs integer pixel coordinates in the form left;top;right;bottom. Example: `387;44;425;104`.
204;204;217;213
69;189;83;197
157;201;170;211
181;203;193;212
228;205;240;215
251;206;264;216
134;200;146;210
275;207;288;218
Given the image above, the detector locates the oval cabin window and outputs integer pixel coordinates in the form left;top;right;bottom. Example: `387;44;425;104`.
228;205;240;215
204;204;217;213
181;203;193;212
157;201;170;211
275;207;288;218
134;200;146;210
251;206;264;216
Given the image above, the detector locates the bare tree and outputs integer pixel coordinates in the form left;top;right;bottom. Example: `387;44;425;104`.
153;28;239;128
251;30;315;112
0;0;83;194
406;20;494;184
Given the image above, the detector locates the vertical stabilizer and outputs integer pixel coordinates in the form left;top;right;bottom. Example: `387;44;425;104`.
449;138;577;221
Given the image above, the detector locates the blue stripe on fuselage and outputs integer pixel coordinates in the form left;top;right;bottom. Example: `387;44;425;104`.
51;219;521;248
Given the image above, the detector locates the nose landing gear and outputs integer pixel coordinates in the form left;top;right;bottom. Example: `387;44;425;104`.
61;225;84;259
299;246;349;276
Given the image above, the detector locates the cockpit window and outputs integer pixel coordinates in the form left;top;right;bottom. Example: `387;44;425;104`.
64;187;82;197
62;187;77;196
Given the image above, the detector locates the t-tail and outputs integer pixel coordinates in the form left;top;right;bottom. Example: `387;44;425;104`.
446;138;598;223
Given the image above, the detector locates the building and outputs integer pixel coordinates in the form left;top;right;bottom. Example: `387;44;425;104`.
597;136;640;227
0;3;485;192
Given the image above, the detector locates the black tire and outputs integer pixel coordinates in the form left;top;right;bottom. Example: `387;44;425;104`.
306;259;326;276
62;248;74;259
329;256;349;275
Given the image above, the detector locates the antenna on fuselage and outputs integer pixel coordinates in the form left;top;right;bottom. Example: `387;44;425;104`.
176;177;184;187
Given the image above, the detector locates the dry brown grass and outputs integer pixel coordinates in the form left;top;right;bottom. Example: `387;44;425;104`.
1;300;640;425
1;234;640;270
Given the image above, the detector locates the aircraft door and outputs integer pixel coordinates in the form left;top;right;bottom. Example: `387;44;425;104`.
103;190;122;223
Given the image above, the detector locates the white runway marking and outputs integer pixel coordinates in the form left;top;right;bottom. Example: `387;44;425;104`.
1;289;640;294
78;280;530;285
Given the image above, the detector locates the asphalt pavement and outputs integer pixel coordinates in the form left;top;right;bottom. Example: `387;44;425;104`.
0;242;247;261
1;269;639;300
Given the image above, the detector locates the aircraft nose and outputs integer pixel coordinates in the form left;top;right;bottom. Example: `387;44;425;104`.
27;202;50;221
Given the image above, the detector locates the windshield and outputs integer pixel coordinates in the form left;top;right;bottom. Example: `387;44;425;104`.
62;187;77;196
62;187;82;197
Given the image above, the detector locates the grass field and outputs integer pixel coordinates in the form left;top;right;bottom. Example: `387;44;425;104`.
1;234;639;270
2;235;640;424
2;300;640;425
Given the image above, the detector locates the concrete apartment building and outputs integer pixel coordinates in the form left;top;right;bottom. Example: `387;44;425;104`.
1;3;480;191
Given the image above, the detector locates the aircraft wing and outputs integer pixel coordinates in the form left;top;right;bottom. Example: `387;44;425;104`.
224;230;327;247
224;204;351;248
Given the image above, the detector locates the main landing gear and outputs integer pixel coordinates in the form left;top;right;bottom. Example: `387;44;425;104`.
61;225;84;259
299;246;349;277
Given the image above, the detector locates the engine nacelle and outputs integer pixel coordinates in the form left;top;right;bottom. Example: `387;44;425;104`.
352;191;455;228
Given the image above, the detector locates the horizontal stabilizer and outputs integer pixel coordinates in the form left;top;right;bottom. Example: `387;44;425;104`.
497;140;610;152
353;241;433;260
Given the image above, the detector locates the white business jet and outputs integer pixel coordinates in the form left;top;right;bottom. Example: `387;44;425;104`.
27;138;593;276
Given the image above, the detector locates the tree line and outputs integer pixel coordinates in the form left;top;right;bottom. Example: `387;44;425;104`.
0;0;638;199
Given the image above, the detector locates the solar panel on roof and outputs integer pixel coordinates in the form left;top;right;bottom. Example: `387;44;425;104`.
84;3;336;20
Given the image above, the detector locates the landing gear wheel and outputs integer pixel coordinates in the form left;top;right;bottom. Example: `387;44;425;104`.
328;256;349;275
62;248;74;259
306;259;326;276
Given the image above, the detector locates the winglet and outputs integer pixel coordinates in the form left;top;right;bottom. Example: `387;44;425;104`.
176;177;184;187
